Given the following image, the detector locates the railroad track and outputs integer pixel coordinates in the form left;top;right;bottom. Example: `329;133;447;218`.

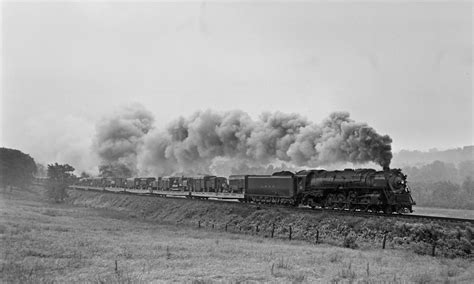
297;207;474;224
68;185;474;224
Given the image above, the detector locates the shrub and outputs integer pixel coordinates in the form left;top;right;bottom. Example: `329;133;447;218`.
412;242;430;256
459;238;472;254
466;226;473;242
45;163;75;203
45;180;68;203
343;231;358;249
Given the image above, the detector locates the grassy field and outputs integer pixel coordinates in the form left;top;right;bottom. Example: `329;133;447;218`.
414;206;474;219
1;187;473;283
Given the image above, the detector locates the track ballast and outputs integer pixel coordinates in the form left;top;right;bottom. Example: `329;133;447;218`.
68;185;474;225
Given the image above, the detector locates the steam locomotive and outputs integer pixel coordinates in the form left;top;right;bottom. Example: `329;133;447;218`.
75;167;415;214
245;168;415;214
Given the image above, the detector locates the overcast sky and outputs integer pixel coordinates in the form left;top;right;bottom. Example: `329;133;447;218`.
1;1;472;169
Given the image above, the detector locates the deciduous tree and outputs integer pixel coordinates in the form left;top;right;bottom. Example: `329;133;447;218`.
46;163;76;202
0;147;37;190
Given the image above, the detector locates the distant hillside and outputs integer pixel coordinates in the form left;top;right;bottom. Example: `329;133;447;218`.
391;145;473;167
392;146;474;210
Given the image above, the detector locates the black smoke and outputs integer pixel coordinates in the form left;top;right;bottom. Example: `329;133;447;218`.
135;109;392;176
93;104;154;177
93;106;392;176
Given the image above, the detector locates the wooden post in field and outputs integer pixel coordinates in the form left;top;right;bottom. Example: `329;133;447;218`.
212;223;214;229
382;233;387;249
316;230;319;244
432;242;436;256
271;223;275;238
289;226;292;241
225;224;228;232
115;260;118;273
198;221;201;228
256;225;259;234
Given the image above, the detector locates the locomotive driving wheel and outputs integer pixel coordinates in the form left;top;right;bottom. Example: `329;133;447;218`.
336;193;346;209
327;194;336;209
359;197;371;212
347;191;357;211
384;205;393;214
306;197;316;209
320;197;327;208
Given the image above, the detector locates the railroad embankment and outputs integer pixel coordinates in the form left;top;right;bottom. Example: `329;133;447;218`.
67;189;473;258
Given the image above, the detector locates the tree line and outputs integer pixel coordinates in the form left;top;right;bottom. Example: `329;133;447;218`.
403;160;474;209
0;147;75;202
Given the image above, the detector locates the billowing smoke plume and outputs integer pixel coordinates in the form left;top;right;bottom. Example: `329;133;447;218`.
93;104;154;177
133;109;392;176
287;112;392;168
93;106;392;176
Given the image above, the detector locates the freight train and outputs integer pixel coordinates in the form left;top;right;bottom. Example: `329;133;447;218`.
74;167;415;214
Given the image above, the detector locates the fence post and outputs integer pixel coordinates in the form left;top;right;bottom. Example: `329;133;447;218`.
256;225;259;234
115;260;118;273
212;224;214;229
382;233;387;249
432;242;436;257
289;226;292;241
316;230;319;244
271;223;275;238
198;221;201;228
225;224;228;232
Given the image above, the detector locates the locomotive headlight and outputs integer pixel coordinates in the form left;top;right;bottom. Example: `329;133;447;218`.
389;176;405;191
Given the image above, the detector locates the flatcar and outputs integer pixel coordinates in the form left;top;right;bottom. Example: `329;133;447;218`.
134;177;156;190
228;175;247;194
